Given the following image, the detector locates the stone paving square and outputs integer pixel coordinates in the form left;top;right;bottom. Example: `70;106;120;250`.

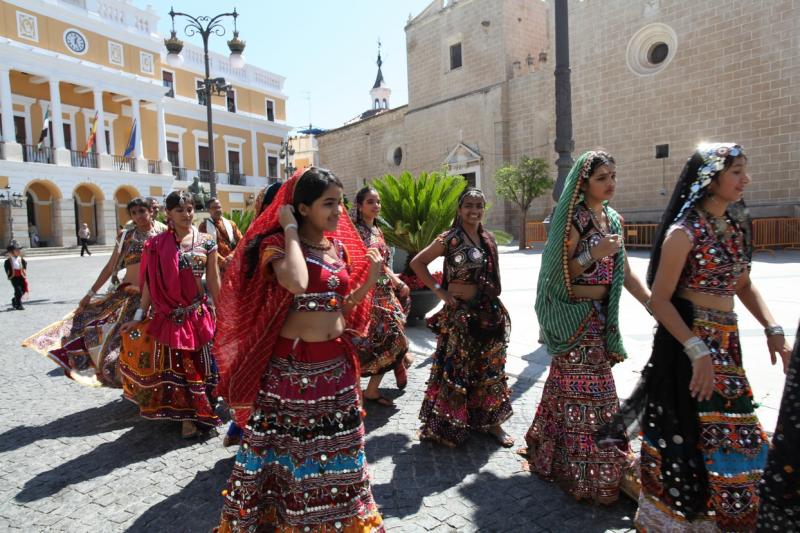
0;249;797;532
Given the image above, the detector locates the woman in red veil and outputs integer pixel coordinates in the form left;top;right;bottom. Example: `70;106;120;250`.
215;168;385;532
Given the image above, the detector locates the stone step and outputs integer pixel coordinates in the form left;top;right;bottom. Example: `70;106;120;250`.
9;245;117;257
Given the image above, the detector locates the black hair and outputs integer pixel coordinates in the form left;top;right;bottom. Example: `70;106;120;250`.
585;151;616;179
165;190;194;210
126;196;150;213
453;187;486;229
145;196;158;205
260;182;282;212
354;185;379;222
208;197;221;206
292;167;343;226
244;167;342;277
646;149;750;287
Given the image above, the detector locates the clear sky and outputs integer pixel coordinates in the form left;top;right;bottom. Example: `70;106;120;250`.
149;0;433;132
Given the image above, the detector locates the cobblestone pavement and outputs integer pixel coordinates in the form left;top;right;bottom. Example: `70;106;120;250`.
0;250;797;532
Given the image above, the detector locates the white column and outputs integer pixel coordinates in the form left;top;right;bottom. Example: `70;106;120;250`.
48;79;65;149
156;101;171;175
250;129;258;184
0;68;22;161
49;78;70;165
92;88;107;154
130;98;144;158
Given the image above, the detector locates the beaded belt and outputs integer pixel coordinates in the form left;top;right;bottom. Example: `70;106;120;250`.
168;296;207;324
292;291;342;312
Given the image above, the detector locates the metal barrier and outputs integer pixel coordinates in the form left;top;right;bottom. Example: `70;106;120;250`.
752;217;800;252
525;221;547;248
624;223;658;249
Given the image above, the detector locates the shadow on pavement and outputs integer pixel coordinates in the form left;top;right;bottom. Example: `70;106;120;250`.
126;456;234;532
14;418;204;503
0;398;138;454
460;470;637;532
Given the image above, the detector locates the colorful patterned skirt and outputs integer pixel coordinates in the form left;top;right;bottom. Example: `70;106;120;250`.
22;283;140;387
118;318;220;426
418;294;513;447
217;336;384;533
354;282;410;376
524;301;631;504
757;322;800;531
636;305;768;532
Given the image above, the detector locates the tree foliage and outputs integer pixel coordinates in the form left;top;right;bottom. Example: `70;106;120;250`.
494;156;553;248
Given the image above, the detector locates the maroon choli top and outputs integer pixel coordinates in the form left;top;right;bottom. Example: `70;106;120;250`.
670;207;747;297
571;202;615;286
290;239;351;312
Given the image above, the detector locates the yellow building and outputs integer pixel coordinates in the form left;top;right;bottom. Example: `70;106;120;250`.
0;0;290;248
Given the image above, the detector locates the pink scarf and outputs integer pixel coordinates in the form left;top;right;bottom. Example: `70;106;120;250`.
140;230;214;350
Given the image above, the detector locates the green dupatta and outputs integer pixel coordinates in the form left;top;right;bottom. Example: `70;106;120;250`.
534;151;627;360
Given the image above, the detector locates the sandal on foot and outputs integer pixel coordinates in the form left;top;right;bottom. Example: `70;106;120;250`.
488;427;515;448
363;394;394;407
181;421;200;439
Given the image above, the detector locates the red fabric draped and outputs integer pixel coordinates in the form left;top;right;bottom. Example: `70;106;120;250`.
140;230;214;350
214;169;373;427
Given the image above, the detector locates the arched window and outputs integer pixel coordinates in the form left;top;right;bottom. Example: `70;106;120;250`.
374;99;380;109
382;99;388;109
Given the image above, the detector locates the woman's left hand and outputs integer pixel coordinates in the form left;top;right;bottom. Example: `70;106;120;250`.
767;334;792;374
366;249;383;280
397;283;410;298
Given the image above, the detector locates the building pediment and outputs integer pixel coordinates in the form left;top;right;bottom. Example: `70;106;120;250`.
444;142;481;170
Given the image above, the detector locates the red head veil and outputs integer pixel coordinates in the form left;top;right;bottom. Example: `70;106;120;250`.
214;168;373;427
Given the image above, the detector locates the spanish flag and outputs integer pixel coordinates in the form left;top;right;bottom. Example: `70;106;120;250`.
83;111;99;155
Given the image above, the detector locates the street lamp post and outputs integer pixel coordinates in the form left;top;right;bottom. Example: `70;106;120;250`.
164;6;246;199
279;139;295;181
552;0;574;202
0;186;24;244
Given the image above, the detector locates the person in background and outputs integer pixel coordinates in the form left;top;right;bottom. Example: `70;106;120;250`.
78;223;91;256
199;198;243;275
4;240;28;310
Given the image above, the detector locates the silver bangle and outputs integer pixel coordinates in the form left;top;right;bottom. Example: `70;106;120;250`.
577;249;595;268
86;289;96;297
764;325;784;337
683;336;711;361
433;282;442;290
133;309;144;321
284;223;298;232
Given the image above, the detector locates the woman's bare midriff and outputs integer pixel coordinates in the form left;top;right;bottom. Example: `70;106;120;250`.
121;269;140;286
675;288;734;312
449;281;478;302
571;284;609;301
279;311;346;342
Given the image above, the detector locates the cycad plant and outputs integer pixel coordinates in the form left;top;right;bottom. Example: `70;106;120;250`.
224;210;256;234
371;170;466;274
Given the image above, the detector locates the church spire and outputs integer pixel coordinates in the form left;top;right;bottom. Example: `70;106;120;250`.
370;40;391;110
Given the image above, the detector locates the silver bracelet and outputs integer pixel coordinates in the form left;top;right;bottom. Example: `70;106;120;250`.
683;336;711;361
133;309;144;321
284;223;298;232
577;249;595;268
86;289;96;297
764;325;784;337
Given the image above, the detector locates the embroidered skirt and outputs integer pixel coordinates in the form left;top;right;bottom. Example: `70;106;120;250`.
354;282;409;376
524;301;631;504
636;305;768;532
22;283;140;387
118;318;220;426
757;322;800;531
217;336;383;533
418;296;513;447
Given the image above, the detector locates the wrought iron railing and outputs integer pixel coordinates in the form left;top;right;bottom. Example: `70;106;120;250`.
22;144;54;164
172;166;187;181
147;160;161;174
198;168;214;183
70;150;97;168
113;155;135;172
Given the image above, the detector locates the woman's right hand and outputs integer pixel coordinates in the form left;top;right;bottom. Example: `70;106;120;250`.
279;205;298;230
592;234;623;259
434;288;457;306
689;355;715;401
119;320;140;335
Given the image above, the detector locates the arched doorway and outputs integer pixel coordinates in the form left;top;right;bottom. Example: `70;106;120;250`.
24;180;62;247
113;186;140;230
73;183;105;245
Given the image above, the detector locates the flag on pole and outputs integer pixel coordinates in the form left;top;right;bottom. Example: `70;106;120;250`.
83;111;99;155
36;107;51;148
123;119;137;158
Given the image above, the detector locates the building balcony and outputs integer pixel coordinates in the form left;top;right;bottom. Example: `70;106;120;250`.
112;155;136;172
22;144;54;164
70;150;97;169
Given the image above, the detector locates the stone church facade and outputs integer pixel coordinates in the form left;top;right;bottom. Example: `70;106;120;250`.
317;0;799;234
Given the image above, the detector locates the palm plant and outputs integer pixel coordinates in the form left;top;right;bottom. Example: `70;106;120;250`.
225;210;256;234
372;170;466;274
